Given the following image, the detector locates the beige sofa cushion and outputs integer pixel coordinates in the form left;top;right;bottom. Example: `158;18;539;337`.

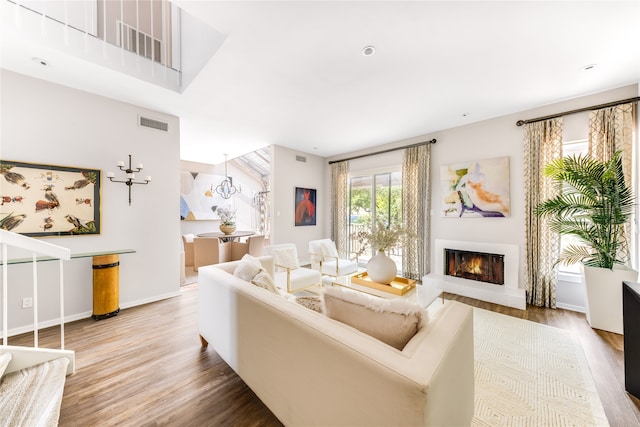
322;286;421;350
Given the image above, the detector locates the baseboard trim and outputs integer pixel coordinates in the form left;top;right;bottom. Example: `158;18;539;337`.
5;291;181;338
120;291;181;310
556;302;586;313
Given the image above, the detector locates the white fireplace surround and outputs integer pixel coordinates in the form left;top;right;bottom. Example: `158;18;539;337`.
424;239;526;310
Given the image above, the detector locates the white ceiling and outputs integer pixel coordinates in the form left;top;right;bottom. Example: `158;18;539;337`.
2;1;639;165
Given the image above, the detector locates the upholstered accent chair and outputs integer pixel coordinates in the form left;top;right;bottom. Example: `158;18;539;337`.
230;235;266;261
194;237;231;271
308;238;358;277
182;234;195;268
263;243;322;292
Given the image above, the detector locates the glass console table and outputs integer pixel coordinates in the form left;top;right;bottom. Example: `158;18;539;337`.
2;249;136;320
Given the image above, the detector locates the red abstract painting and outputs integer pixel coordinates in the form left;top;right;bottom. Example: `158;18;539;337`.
294;187;316;226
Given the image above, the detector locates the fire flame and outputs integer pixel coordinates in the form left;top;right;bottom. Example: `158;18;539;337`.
464;257;483;275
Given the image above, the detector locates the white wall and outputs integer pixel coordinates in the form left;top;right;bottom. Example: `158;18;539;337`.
1;70;181;333
271;145;327;262
328;84;639;311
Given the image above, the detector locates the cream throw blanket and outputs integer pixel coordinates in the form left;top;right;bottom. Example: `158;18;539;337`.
0;356;69;426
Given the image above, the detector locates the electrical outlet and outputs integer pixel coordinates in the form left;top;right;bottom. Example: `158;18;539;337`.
22;297;33;309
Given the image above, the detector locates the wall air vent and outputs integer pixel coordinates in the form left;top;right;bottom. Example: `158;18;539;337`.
296;155;307;163
139;116;169;132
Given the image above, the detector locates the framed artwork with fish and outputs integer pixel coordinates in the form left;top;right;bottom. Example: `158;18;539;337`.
0;159;101;236
440;156;510;218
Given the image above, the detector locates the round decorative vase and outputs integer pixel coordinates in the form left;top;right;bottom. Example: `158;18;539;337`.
219;223;236;235
366;250;397;284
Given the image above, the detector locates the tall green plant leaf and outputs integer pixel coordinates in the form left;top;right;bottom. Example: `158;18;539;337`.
535;151;634;270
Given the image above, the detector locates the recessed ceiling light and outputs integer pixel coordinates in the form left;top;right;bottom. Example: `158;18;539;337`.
362;46;376;56
583;64;597;71
32;57;48;66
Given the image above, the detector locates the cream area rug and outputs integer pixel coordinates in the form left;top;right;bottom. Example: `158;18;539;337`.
472;308;609;426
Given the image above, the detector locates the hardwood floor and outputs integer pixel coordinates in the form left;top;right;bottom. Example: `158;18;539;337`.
8;286;640;426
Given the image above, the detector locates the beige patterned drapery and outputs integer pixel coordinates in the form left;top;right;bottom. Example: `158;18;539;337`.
402;144;431;280
331;161;349;257
588;102;637;266
524;118;563;308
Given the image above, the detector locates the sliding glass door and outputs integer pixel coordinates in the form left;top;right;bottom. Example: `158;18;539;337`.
349;171;402;269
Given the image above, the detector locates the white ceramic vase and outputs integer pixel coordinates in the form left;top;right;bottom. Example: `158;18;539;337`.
581;264;639;335
367;250;397;284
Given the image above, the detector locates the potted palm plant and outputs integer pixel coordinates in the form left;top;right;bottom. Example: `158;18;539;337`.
535;151;637;334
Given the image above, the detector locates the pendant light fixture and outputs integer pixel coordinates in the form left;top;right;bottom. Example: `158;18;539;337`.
213;154;237;199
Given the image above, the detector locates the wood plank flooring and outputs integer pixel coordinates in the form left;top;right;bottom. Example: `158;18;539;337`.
8;286;640;426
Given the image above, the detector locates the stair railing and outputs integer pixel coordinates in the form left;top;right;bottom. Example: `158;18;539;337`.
1;229;70;349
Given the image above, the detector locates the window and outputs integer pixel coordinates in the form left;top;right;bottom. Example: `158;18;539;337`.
348;170;402;270
559;139;588;275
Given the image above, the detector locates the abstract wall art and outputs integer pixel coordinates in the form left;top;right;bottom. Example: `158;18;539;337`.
440;156;510;218
0;159;101;236
294;187;316;226
180;170;232;220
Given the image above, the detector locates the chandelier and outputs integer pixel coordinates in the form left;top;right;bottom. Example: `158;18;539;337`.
213;154;237;199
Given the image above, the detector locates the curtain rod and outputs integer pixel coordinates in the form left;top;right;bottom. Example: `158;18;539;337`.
328;139;436;165
516;96;640;126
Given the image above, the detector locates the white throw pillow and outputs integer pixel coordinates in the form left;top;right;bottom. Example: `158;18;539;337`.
251;270;279;294
234;254;263;282
273;248;300;270
322;286;422;350
0;352;12;379
320;241;339;261
182;233;194;243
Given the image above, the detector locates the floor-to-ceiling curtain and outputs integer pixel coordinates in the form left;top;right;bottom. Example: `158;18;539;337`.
331;161;349;257
524;118;563;308
588;101;637;265
402;144;431;280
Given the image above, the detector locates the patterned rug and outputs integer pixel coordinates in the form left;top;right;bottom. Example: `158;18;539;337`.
472;308;609;426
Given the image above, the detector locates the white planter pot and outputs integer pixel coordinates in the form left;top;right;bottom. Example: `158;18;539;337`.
366;250;397;284
580;264;639;335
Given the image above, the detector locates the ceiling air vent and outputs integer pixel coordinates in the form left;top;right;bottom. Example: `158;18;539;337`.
296;155;307;163
139;115;169;132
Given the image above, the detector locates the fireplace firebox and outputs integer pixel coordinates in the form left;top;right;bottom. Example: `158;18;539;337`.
444;249;505;285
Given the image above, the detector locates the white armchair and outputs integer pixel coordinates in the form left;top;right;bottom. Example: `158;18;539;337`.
308;239;358;277
263;243;322;292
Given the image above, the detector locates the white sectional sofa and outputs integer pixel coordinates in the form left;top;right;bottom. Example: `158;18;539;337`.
198;256;475;426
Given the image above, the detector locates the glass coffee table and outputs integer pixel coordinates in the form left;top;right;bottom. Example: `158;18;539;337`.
321;273;444;309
